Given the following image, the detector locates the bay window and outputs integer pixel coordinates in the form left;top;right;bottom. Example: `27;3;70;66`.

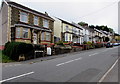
16;28;21;38
22;28;28;38
46;32;51;41
41;32;45;40
41;32;51;41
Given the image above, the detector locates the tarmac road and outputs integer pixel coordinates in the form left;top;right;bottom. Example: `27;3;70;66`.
1;46;119;83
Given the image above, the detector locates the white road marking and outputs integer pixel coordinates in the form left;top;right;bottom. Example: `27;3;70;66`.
89;53;98;56
98;57;120;83
56;57;82;66
0;71;34;83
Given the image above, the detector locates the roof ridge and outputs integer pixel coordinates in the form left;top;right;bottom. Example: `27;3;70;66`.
5;0;54;21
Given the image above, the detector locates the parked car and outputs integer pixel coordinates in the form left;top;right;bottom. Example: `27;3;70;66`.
106;42;113;48
113;43;119;46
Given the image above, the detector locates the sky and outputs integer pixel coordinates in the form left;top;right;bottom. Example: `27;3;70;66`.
0;0;119;33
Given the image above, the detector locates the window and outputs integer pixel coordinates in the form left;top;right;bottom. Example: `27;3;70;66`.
34;16;39;25
16;28;21;38
72;27;77;33
65;33;68;41
41;32;45;40
46;32;51;41
69;34;71;41
20;11;28;23
66;26;69;31
22;28;28;38
79;30;81;35
43;19;49;28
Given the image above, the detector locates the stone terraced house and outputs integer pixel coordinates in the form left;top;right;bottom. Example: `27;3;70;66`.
0;0;54;49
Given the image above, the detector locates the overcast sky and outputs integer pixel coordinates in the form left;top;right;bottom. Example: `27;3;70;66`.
0;0;119;33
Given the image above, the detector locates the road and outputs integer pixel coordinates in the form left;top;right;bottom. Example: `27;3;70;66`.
1;46;119;83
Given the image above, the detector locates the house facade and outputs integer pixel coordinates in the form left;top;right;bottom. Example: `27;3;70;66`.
82;24;91;42
93;28;103;42
0;0;54;48
53;17;83;44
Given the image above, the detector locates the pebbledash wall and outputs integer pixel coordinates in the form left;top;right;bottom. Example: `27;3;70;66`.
0;0;54;50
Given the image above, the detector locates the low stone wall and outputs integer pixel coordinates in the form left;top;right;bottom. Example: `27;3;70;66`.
71;46;82;52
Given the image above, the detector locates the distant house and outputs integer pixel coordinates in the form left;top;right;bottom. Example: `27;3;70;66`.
0;0;54;49
53;17;83;44
93;28;103;42
82;24;91;42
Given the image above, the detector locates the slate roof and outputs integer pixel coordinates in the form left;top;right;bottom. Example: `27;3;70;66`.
4;0;54;21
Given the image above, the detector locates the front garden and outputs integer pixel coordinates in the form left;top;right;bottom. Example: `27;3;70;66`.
1;41;106;63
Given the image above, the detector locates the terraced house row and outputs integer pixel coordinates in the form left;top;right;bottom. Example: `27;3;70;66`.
0;0;114;49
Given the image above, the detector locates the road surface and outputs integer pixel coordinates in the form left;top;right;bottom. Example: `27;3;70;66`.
1;46;119;83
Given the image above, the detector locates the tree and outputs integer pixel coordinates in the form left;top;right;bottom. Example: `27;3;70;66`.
103;26;109;32
96;25;101;30
108;28;114;33
78;22;88;26
89;25;95;29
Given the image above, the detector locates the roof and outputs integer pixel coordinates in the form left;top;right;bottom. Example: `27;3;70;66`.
4;0;54;21
94;28;103;34
102;31;108;35
72;22;83;30
57;18;83;30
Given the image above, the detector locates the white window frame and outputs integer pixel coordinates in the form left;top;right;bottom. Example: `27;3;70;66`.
20;11;28;23
34;16;39;26
43;19;49;28
46;32;51;41
65;33;68;41
66;26;69;31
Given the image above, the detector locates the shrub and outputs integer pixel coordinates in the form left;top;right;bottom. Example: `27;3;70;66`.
95;42;103;48
87;41;94;49
73;43;80;46
3;42;34;61
87;41;92;45
56;41;65;46
3;41;10;54
83;41;87;44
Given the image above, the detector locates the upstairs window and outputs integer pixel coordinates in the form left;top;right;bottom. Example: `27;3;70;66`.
34;16;39;25
20;11;28;23
79;30;81;35
43;19;49;28
66;26;69;31
72;27;77;33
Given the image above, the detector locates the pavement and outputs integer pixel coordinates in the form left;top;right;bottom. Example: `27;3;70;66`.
1;46;119;83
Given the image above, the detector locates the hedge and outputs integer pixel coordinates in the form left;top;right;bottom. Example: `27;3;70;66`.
3;42;34;61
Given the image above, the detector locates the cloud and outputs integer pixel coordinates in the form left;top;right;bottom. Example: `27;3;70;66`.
0;0;118;33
